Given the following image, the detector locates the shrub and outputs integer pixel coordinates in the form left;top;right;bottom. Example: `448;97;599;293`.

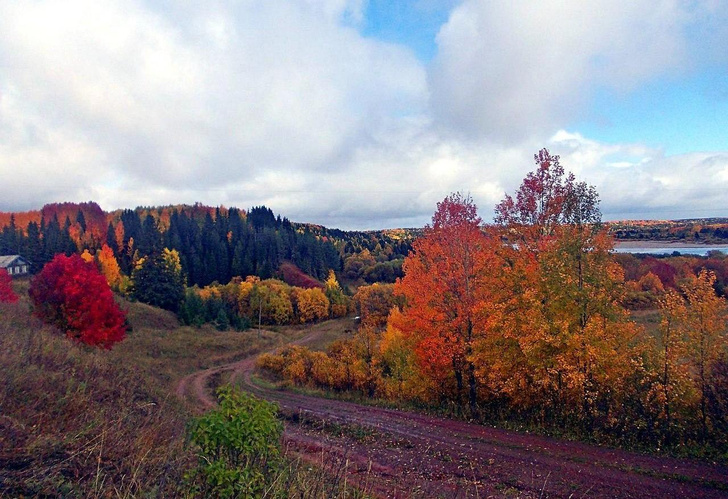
0;268;18;303
29;253;126;348
186;386;283;498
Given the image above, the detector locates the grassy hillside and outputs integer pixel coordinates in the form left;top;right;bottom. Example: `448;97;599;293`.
0;281;191;497
0;280;364;497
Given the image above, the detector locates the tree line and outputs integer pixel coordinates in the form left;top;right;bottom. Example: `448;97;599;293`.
0;204;341;289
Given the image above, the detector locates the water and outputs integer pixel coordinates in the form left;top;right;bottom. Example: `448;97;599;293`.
612;244;728;256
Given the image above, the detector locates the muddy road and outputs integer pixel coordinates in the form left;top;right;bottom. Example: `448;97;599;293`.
176;322;728;498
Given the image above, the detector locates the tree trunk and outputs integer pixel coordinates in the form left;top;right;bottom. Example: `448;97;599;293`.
258;298;262;339
454;359;464;409
663;327;672;444
468;361;478;416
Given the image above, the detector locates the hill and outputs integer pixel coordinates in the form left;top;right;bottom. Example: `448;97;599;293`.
608;218;728;242
0;202;421;289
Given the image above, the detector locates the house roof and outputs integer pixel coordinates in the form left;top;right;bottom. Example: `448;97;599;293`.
0;255;30;268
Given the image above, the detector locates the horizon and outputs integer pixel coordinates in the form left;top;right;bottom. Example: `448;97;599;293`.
3;199;728;233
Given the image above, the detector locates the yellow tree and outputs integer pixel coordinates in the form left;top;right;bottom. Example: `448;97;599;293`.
80;249;94;264
354;283;398;330
352;326;382;397
325;270;349;318
97;243;123;290
250;280;293;326
378;311;426;401
294;287;330;323
681;269;728;439
656;289;691;441
327;339;359;391
494;150;640;425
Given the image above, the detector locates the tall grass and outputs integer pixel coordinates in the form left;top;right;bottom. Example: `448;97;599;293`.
1;280;371;497
0;295;190;496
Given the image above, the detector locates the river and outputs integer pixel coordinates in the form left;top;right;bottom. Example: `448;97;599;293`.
613;241;728;256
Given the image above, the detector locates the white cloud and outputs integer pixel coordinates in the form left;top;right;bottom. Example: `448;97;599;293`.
0;0;727;229
550;131;728;221
0;0;427;206
429;0;714;142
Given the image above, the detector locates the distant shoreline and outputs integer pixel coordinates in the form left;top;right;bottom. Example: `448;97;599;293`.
614;240;728;249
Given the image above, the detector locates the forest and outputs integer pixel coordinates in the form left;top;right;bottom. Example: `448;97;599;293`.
0;201;416;332
0;204;414;288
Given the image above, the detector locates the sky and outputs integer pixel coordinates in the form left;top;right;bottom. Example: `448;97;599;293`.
1;0;727;230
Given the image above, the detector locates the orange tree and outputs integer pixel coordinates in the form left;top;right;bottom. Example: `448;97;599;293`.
393;193;505;413
96;243;123;290
29;254;126;348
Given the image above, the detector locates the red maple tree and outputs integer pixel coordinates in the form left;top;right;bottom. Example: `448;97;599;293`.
0;268;18;303
29;254;126;348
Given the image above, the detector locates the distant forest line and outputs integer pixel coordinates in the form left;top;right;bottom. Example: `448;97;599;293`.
0;202;416;288
1;203;728;290
609;218;728;242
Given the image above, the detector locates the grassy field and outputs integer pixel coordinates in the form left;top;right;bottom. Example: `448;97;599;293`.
116;300;285;392
0;280;191;497
0;279;367;498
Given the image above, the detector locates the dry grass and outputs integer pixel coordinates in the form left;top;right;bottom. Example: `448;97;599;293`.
0;293;190;497
273;317;358;352
0;279;369;497
113;301;285;391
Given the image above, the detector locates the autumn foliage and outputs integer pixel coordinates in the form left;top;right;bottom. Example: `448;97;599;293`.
0;268;18;303
278;262;324;289
29;254;127;348
353;283;399;329
259;149;728;450
392;193;503;411
292;287;330;323
96;243;123;290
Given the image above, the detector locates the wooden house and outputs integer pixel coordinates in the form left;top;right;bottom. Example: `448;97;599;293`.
0;255;31;277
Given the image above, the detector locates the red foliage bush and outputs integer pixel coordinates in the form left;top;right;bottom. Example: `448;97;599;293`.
29;254;126;348
0;268;18;303
278;262;324;289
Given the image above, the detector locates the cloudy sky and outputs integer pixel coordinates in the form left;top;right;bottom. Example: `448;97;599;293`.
1;0;727;229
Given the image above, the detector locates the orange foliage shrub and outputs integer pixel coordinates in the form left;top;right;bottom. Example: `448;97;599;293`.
292;287;330;323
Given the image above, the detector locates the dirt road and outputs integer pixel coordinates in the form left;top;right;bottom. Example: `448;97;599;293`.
176;323;728;498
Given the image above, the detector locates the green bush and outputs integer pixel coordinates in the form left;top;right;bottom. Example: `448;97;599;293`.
186;386;283;498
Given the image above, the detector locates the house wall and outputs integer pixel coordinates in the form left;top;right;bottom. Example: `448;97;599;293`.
5;263;29;276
